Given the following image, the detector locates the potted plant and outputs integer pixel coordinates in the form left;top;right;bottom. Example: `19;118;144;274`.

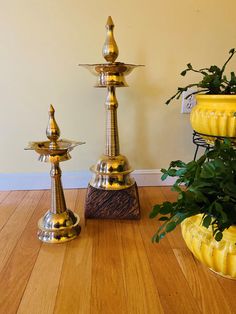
167;48;236;139
150;139;236;279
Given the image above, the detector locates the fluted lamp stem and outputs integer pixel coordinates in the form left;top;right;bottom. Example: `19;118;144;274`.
50;162;67;214
105;86;120;157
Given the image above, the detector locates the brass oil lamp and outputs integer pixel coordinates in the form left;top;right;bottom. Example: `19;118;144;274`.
25;105;85;243
80;17;143;219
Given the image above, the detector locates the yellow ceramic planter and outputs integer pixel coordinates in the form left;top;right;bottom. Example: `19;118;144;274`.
190;95;236;138
181;214;236;279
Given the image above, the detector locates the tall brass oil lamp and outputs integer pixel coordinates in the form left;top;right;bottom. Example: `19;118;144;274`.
80;16;143;219
25;105;85;243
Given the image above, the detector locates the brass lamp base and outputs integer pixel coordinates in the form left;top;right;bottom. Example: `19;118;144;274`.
84;183;140;219
38;209;81;243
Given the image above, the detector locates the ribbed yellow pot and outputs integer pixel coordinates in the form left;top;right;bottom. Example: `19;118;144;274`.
181;214;236;279
190;95;236;138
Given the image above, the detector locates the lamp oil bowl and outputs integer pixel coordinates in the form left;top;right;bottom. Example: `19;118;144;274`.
80;16;143;219
25;105;85;243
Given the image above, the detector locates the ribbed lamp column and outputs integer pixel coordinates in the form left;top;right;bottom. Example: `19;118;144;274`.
105;86;119;157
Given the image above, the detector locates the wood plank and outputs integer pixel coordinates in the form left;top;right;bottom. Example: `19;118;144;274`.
0;190;43;274
117;220;164;314
64;189;81;215
54;189;92;314
138;187;201;314
0;190;47;314
53;231;92;314
90;219;128;314
217;275;236;313
0;190;27;231
0;190;10;203
17;244;66;314
173;248;232;314
17;189;78;314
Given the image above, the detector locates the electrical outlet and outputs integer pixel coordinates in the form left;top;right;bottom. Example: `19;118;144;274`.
181;88;197;113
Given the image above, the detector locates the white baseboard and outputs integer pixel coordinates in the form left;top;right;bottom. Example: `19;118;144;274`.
0;169;175;191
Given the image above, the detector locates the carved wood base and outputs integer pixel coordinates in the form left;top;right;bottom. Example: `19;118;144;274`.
84;183;141;220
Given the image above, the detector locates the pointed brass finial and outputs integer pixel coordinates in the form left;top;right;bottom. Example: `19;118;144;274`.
102;16;119;63
46;104;60;148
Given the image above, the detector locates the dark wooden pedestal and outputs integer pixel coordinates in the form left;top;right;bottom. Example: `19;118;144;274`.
84;183;141;219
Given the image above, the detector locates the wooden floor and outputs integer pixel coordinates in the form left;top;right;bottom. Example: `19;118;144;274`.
0;187;235;314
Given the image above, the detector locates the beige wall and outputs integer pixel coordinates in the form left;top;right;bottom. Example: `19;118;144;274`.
0;0;236;173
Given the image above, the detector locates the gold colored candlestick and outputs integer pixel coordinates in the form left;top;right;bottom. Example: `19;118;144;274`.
26;105;85;243
80;17;143;219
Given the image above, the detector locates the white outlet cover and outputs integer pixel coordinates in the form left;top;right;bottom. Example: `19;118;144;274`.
181;88;197;114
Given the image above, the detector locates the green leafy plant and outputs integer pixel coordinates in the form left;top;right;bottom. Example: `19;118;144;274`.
166;48;236;104
150;140;236;243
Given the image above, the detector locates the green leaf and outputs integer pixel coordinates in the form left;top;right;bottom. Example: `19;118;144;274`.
187;63;192;69
159;232;166;240
170;160;186;168
214;202;223;211
161;168;167;173
166;222;177;233
200;163;215;178
171;185;182;193
159;217;169;221
152;233;159;243
230;160;236;171
186;160;197;171
214;202;228;222
197;154;207;165
159;202;173;215
161;172;168;181
224;182;236;197
167;169;177;176
213;158;224;168
175;168;187;176
202;215;212;228
215;231;223;242
223;195;230;202
209;65;221;73
194;191;208;202
149;204;161;218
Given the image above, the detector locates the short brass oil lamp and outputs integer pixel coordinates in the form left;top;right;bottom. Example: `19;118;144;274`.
25;105;85;243
80;16;143;219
